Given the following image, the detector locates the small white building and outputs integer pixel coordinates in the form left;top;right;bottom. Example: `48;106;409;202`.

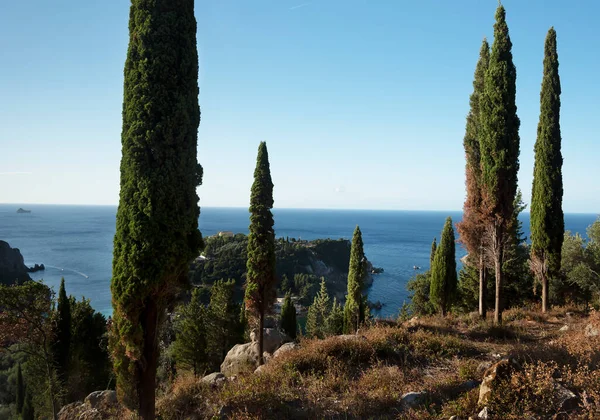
218;231;234;238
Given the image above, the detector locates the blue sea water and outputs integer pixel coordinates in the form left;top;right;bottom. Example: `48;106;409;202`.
0;204;597;318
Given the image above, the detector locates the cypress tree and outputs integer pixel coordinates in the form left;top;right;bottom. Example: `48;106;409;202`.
457;39;490;318
52;277;71;381
280;292;297;339
22;387;34;420
343;226;367;333
110;0;203;416
172;288;208;377
479;4;520;324
16;362;24;414
325;298;344;336
430;217;458;316
430;238;437;268
245;142;276;365
530;27;564;313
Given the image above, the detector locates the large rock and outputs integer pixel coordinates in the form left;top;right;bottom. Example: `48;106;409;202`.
555;383;578;412
250;328;291;354
273;342;298;358
220;342;260;376
478;358;521;406
59;390;118;420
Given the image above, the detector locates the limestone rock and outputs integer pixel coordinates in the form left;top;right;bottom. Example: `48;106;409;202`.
559;325;569;332
220;342;260;376
273;342;298;358
400;391;427;409
84;390;117;409
250;328;291;354
555;383;578;412
585;323;599;337
477;407;489;419
478;358;521;406
201;372;226;387
0;240;32;285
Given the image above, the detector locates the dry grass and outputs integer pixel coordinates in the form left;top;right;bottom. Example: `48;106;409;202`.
153;309;600;420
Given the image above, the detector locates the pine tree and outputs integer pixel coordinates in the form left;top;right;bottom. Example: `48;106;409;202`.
479;4;520;325
109;0;203;416
16;362;24;414
22;387;34;420
245;142;276;365
206;279;243;369
430;217;458;316
430;238;437;268
279;292;297;339
306;278;331;338
172;288;208;377
325;298;344;336
457;39;490;318
52;277;71;382
344;226;367;333
530;27;564;314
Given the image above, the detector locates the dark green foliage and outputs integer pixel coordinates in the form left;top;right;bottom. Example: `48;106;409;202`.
245;142;276;365
22;387;34;420
430;238;437;268
52;278;71;382
110;0;203;413
172;289;208;377
325;298;344;336
530;27;564;312
67;297;112;402
479;4;520;324
430;217;458;316
280;274;292;294
306;279;331;338
16;362;24;414
206;280;244;370
280;292;297;339
239;304;249;342
344;226;367;333
406;272;436;316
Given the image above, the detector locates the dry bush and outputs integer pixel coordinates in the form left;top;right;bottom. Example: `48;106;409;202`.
156;374;209;420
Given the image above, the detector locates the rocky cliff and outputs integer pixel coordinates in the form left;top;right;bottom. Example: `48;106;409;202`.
0;240;32;285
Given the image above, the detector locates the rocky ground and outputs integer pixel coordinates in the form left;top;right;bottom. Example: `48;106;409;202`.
60;306;600;419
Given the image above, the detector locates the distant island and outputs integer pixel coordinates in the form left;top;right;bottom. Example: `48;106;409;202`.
16;207;31;214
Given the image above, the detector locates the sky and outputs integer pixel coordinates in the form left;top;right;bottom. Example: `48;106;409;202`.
0;1;599;212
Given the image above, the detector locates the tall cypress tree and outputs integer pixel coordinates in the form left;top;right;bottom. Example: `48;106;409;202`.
479;4;520;325
245;142;276;365
430;217;458;316
430;238;437;268
110;0;203;417
16;362;24;414
457;39;490;318
21;387;34;420
530;28;564;314
52;277;71;381
280;292;297;339
343;226;366;333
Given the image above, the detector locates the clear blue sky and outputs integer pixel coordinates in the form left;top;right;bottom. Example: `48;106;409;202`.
1;1;598;212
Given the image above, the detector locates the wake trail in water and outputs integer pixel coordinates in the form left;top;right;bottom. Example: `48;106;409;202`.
45;265;90;279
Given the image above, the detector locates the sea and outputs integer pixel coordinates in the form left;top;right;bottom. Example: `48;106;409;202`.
0;204;597;319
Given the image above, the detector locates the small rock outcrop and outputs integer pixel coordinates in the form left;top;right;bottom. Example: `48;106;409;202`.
220;342;260;376
58;390;118;420
585;323;599;337
555;382;579;412
202;372;226;387
400;391;427;409
273;342;298;358
478;358;521;406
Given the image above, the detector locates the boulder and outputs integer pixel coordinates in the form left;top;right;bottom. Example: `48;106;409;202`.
254;365;267;375
400;391;427;409
559;325;569;332
477;407;489;419
201;372;226;387
585;323;599;337
478;358;521;406
84;390;117;409
555;383;578;412
273;342;298;358
220;342;260;376
250;328;291;354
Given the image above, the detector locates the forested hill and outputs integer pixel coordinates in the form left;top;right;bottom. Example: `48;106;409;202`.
190;234;377;305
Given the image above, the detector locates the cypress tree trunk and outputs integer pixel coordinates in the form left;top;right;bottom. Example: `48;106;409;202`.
139;299;159;420
493;226;504;325
258;311;265;365
479;254;487;318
